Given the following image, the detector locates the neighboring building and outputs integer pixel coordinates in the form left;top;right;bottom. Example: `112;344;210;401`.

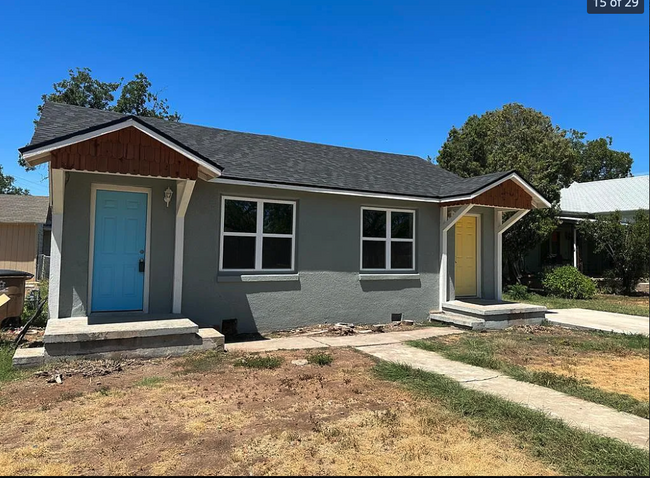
0;194;51;279
525;175;650;277
18;102;550;337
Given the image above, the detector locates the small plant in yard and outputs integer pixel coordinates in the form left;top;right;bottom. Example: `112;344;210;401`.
135;376;165;388
306;352;334;366
542;265;596;299
505;283;530;300
234;354;283;369
178;350;224;374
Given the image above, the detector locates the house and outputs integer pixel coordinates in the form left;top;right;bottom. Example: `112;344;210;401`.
0;194;51;280
524;175;649;277
14;102;550;366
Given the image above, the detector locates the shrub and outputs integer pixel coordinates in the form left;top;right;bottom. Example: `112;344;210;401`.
306;352;334;366
505;284;530;300
542;266;596;299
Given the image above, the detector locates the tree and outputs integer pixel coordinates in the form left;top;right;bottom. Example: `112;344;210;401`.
21;67;181;170
114;73;181;121
571;134;633;182
436;103;635;285
37;67;120;118
436;103;577;280
579;210;649;295
0;164;29;195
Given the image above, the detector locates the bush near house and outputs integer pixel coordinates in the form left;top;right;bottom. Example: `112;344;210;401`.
505;284;530;300
542;266;596;299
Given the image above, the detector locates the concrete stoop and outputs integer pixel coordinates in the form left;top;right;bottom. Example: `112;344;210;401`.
12;316;224;368
429;300;547;330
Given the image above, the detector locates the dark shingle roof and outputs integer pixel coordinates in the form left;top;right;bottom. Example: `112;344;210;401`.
0;195;50;224
21;102;519;200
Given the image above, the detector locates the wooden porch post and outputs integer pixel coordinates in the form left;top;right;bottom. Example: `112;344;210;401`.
495;209;529;301
49;168;65;319
573;225;578;268
172;179;196;314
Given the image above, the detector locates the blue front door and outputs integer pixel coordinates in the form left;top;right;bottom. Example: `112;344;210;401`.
92;190;148;312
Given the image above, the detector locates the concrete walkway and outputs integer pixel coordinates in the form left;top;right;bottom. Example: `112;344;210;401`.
547;308;649;336
359;343;649;450
225;327;462;352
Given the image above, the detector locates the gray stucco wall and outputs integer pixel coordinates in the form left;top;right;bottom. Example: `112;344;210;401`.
446;206;496;301
59;172;176;317
182;181;442;333
57;173;500;331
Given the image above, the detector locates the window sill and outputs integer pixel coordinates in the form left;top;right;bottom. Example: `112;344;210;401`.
358;273;420;281
217;273;300;283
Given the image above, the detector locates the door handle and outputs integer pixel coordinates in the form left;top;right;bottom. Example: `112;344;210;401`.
139;258;145;273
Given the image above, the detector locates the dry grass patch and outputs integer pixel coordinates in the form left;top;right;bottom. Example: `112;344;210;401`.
220;405;557;476
0;348;557;476
529;355;649;402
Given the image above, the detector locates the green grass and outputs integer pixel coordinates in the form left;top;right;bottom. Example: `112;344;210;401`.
234;354;283;370
306;352;334;366
0;342;28;385
374;362;649;476
135;376;166;388
408;334;650;419
177;350;224;374
504;291;649;317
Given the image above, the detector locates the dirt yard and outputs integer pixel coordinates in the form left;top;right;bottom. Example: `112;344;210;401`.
0;348;557;476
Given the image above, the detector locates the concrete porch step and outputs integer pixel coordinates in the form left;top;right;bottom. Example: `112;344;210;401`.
43;315;198;344
428;312;485;330
12;315;225;368
438;299;547;330
442;300;546;318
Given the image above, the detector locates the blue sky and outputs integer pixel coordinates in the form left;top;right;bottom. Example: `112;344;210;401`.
0;0;647;196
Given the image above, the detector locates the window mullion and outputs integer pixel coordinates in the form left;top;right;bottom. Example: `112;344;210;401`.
255;201;264;270
386;211;392;270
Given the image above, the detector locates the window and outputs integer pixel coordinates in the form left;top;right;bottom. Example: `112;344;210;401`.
221;197;296;271
361;208;415;271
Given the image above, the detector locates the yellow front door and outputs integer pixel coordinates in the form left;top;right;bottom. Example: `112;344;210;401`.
455;216;477;297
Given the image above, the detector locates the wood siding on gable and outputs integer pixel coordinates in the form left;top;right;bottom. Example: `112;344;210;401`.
445;179;533;209
0;223;38;276
50;127;199;180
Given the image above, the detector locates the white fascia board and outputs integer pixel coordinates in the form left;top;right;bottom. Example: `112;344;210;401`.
210;177;443;203
21;119;222;178
211;174;550;208
438;173;551;209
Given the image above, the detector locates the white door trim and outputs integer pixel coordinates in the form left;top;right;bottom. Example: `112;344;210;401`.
88;183;152;314
439;204;475;310
454;213;481;299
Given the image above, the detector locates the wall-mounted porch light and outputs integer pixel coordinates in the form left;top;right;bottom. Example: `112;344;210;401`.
164;187;173;208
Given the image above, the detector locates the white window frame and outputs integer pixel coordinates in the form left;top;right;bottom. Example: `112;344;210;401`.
219;196;297;272
360;207;416;272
